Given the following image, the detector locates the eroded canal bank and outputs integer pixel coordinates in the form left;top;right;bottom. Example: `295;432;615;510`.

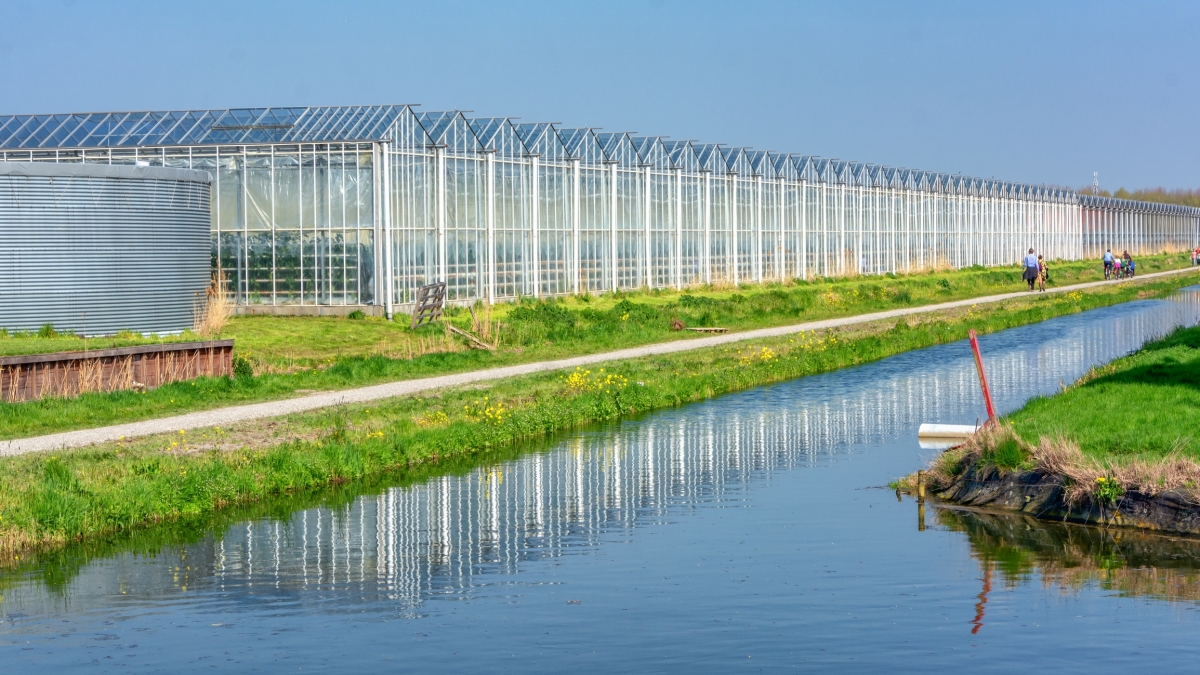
915;317;1200;536
5;287;1200;672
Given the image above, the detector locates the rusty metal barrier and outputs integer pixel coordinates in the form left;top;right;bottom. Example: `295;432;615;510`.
0;340;234;403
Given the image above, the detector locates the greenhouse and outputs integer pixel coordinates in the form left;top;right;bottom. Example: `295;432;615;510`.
1;105;1197;317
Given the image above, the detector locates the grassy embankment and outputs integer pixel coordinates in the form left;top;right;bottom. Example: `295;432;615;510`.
0;253;1193;440
923;321;1200;506
0;276;1193;562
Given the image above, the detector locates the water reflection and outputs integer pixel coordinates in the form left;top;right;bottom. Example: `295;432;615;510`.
4;289;1200;618
939;505;1200;605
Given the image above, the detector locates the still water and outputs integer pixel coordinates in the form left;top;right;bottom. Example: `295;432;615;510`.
5;290;1200;673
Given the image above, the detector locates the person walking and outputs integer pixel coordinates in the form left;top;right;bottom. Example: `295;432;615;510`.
1023;248;1039;291
1103;249;1114;279
1037;254;1048;292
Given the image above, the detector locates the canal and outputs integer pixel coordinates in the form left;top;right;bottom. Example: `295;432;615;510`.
5;289;1200;673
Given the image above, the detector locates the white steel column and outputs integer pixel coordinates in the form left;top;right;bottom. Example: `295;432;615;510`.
837;185;846;275
931;189;938;269
1051;198;1060;258
609;162;619;292
731;174;739;286
988;193;998;264
435;145;447;284
754;175;763;282
987;194;994;266
818;183;827;276
270;145;276;305
799;180;807;279
777;178;785;281
340;145;348;305
571;158;580;296
1104;201;1113;254
873;185;880;272
1134;207;1141;255
984;193;991;265
382;142;394;319
1048;198;1055;259
1113;206;1118;255
486;149;497;304
215;147;222;297
916;188;924;270
643;164;652;289
241;146;249;304
889;188;897;272
855;185;863;274
703;171;712;284
1126;207;1131;254
1057;199;1063;258
530;155;540;298
372;143;382;310
674;168;683;289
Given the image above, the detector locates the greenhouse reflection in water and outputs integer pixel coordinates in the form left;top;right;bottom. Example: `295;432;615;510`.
6;289;1200;620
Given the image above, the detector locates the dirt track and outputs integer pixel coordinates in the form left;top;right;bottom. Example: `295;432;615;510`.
3;266;1196;457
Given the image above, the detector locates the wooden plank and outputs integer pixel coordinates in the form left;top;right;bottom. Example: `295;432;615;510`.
0;339;235;367
446;324;496;351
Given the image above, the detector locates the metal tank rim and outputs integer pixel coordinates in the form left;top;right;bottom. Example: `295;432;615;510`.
0;160;211;184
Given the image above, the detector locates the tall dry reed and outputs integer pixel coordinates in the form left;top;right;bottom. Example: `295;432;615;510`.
910;254;956;275
194;271;232;336
470;303;502;347
933;423;1200;505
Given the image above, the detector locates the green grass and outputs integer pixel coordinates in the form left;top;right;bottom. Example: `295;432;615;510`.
225;252;1190;370
3;253;1188;366
0;278;1190;562
0;328;205;358
1008;322;1200;462
979;434;1035;471
1;255;1194;441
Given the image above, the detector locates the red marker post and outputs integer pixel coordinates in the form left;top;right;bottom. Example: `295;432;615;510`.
968;329;996;423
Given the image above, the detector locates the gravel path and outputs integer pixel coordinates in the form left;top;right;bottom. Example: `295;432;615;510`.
3;268;1196;457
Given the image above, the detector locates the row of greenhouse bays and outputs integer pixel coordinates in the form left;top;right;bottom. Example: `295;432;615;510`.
1080;207;1198;259
0;144;379;306
387;147;1080;303
207;144;377;306
2;145;1195;308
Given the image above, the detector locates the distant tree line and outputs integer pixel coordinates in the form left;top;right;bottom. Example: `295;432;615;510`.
1079;186;1200;208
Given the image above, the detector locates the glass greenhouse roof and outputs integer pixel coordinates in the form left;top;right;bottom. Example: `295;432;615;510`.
0;103;1087;198
0;105;415;149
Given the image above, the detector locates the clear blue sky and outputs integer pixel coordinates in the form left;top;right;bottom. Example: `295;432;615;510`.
2;0;1196;190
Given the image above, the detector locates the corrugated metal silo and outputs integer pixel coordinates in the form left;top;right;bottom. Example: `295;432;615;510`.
0;162;212;335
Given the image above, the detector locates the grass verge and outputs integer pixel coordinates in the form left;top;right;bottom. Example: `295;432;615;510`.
1;254;1195;440
917;321;1200;506
0;277;1190;564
